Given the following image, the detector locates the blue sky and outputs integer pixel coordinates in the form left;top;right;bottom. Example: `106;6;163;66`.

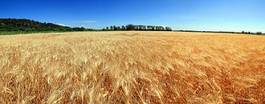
1;0;264;32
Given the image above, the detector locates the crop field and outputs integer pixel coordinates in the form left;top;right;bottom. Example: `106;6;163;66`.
0;31;264;104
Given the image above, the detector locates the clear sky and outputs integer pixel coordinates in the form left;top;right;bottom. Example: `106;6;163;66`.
1;0;264;32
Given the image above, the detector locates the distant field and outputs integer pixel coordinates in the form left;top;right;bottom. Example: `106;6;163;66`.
0;31;264;104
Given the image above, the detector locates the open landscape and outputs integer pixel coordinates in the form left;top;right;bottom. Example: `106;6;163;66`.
0;31;264;103
1;0;265;103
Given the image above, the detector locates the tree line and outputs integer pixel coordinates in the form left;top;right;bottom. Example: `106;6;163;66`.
4;18;263;35
103;24;172;31
0;18;92;32
241;31;263;35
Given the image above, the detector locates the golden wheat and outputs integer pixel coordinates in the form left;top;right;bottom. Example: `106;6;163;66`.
0;31;264;104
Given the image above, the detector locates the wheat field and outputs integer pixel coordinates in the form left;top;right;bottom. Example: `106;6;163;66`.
0;31;264;104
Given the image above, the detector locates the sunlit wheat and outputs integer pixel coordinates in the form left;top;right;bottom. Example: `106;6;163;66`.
0;31;264;104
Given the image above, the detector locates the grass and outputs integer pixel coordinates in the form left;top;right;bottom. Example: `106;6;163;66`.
0;31;61;35
0;31;81;35
0;31;264;103
0;31;34;35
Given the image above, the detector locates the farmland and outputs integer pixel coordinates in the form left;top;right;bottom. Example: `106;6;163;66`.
0;31;264;103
